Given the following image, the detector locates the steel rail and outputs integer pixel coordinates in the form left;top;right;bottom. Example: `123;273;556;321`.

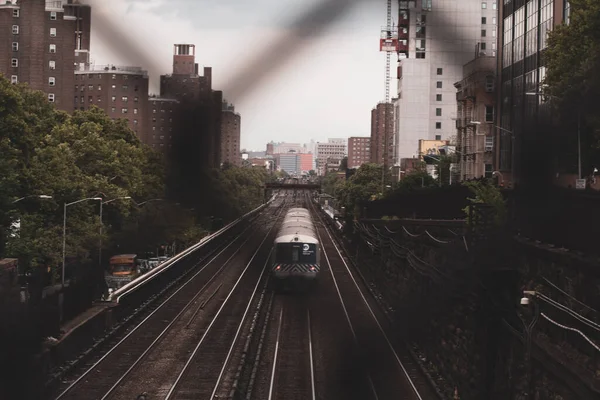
164;226;281;399
311;199;423;400
53;204;276;400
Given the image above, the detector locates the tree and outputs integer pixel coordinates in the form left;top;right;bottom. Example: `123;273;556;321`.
394;170;437;191
336;163;390;218
544;0;600;173
339;156;348;171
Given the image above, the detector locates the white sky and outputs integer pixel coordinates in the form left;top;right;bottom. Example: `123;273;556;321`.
88;0;395;151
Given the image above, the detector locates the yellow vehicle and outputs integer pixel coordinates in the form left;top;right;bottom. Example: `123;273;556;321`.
105;254;141;290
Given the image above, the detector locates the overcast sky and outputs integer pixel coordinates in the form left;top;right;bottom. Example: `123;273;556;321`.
88;0;393;151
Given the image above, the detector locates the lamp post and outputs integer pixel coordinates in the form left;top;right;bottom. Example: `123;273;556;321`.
136;198;165;207
99;196;132;268
520;290;540;399
12;194;53;204
62;197;102;287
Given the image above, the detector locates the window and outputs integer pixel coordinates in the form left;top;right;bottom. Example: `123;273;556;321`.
97;96;102;102
435;122;442;129
416;52;426;59
111;84;116;89
74;96;78;103
50;28;56;37
435;135;442;141
49;60;56;70
482;17;487;24
485;137;494;152
492;3;497;10
87;85;93;91
111;107;116;113
481;30;486;37
436;81;442;89
133;119;138;125
48;93;55;102
97;84;102;90
481;43;487;50
482;2;487;8
13;9;19;17
49;44;56;53
11;58;18;68
133;108;138;114
122;85;128;90
485;105;494;122
111;74;116;79
12;42;18;51
50;11;57;20
10;75;18;84
121;108;128;114
12;25;19;34
80;96;84;102
111;96;116;102
153;109;157;113
48;77;56;86
492;17;496;24
122;96;128;102
88;96;92;102
436;108;442;116
436;68;443;75
436;94;442;101
134;96;139;103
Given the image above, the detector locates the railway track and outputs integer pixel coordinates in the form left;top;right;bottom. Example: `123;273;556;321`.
307;195;438;400
50;198;287;400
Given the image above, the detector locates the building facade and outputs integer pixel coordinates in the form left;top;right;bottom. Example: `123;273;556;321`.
0;0;91;111
370;102;394;166
496;0;569;186
394;0;498;161
347;136;371;169
221;101;241;166
147;96;178;151
454;55;496;180
74;64;149;137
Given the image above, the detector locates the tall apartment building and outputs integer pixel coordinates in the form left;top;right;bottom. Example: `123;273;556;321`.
347;136;371;169
496;0;569;186
147;96;178;151
0;0;91;111
370;102;394;166
316;139;347;176
74;64;149;138
160;44;222;168
221;101;241;166
455;55;496;181
394;0;498;161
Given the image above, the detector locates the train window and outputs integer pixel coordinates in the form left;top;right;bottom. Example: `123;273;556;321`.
292;248;299;262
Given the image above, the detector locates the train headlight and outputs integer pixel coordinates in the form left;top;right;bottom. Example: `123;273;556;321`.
275;265;281;271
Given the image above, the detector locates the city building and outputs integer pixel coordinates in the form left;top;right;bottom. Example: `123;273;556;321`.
274;152;313;175
272;143;305;154
74;64;149;139
394;0;498;161
370;102;394;166
0;0;92;111
347;136;371;169
266;142;274;156
454;55;496;181
146;96;178;151
417;139;450;160
496;0;569;186
316;139;347;175
220;101;241;166
159;43;222;168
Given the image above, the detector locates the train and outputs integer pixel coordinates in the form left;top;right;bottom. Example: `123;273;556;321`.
271;207;321;289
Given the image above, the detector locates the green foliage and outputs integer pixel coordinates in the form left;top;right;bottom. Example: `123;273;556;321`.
462;180;507;227
336;163;390;218
394;170;437;192
544;0;600;169
320;171;344;197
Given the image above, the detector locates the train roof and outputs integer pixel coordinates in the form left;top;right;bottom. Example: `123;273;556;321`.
275;210;318;244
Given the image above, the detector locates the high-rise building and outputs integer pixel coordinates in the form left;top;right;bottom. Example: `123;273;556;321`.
147;96;178;151
496;0;569;186
221;101;241;166
0;0;92;111
394;0;498;161
370;102;394;166
160;43;222;168
347;136;371;169
454;55;496;181
74;65;149;138
315;139;347;175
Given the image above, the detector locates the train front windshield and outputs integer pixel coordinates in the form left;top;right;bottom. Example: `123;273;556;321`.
275;243;317;264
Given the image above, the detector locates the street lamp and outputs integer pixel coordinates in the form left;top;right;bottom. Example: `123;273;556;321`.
519;290;540;399
525;91;582;181
62;197;102;287
99;196;132;267
12;194;53;204
136;198;165;207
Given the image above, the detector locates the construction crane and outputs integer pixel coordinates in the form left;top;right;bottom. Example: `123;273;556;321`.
379;0;396;103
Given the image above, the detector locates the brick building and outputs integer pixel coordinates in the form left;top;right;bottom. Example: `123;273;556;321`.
160;44;222;168
370;102;394;167
0;0;91;112
347;136;371;169
147;96;178;151
74;64;149;139
220;101;241;166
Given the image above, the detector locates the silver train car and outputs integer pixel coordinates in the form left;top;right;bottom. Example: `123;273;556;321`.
271;207;321;285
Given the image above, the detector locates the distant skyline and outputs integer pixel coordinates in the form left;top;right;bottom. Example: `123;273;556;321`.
89;0;395;150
